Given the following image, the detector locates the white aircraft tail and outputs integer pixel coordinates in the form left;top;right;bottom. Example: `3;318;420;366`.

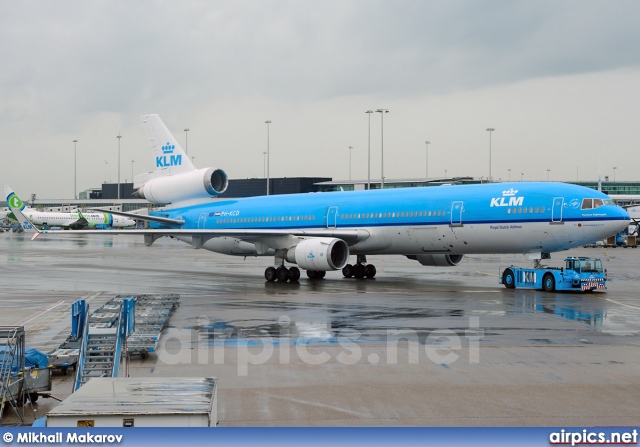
142;114;194;175
4;186;40;237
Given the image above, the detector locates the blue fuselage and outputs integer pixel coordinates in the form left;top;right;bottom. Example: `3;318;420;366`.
150;182;629;256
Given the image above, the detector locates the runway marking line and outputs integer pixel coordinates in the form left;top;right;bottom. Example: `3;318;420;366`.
477;271;499;277
17;300;67;326
589;294;640;311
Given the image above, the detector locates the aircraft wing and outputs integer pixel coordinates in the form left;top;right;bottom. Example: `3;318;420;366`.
68;217;89;229
87;208;185;226
35;227;370;246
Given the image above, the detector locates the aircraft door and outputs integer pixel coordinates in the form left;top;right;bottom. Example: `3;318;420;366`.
327;206;338;228
198;213;207;229
451;201;463;226
552;197;564;223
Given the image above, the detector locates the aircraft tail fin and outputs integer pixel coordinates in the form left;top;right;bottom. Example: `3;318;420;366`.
4;186;40;236
141;114;195;176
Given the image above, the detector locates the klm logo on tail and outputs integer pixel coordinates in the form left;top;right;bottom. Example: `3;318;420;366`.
490;188;524;207
156;142;182;168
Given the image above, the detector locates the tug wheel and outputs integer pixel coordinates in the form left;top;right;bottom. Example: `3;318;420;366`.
502;269;516;289
543;273;556;292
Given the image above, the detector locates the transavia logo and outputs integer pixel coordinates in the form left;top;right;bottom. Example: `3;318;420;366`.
156;142;182;168
490;188;524;207
8;193;24;211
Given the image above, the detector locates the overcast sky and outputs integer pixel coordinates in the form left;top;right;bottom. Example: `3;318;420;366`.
2;0;640;199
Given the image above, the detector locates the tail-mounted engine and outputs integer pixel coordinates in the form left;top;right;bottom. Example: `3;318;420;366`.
285;238;350;271
406;254;465;267
133;167;228;205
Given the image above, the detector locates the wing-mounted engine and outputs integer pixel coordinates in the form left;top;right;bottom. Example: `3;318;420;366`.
133;167;228;205
285;238;350;271
406;254;465;267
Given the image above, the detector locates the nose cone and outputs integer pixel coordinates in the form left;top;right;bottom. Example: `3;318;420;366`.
612;205;631;233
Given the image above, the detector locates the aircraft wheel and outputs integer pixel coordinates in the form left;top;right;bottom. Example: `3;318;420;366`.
502;269;516;289
276;267;289;282
543;273;555;292
342;264;354;278
265;267;277;282
307;270;318;279
354;264;366;279
317;270;326;279
365;264;377;278
288;267;301;282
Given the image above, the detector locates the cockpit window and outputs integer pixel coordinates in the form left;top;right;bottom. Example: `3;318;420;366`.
581;198;607;210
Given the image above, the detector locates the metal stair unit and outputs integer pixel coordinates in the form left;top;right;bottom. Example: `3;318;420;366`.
73;298;134;391
0;326;27;423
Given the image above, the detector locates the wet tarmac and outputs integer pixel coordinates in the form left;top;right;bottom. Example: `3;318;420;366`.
1;231;639;426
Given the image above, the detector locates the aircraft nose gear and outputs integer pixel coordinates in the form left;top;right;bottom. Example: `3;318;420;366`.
342;255;376;279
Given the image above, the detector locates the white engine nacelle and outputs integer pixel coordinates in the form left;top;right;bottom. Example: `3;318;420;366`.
285;238;350;271
134;167;228;204
407;254;465;267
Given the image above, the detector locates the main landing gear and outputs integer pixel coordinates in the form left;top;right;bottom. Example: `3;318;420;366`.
342;255;376;279
264;265;301;283
264;266;328;282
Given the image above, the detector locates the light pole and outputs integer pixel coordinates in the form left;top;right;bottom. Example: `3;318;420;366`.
508;168;511;181
104;160;108;184
547;169;550;181
520;172;524;182
365;110;373;190
486;128;495;183
262;151;267;178
348;146;353;181
131;160;135;183
73;139;78;199
425;141;430;180
116;133;122;199
184;128;189;155
376;109;389;189
613;166;617;182
265;120;271;195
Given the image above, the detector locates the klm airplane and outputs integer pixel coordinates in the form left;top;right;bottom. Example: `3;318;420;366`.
6;115;630;283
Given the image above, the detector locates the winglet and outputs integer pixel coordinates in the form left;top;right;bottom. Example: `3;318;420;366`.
4;185;40;234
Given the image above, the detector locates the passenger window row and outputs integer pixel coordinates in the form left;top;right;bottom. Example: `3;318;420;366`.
340;210;447;219
216;215;317;224
506;207;545;214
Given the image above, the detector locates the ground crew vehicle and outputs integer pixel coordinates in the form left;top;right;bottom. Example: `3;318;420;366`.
500;257;606;292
